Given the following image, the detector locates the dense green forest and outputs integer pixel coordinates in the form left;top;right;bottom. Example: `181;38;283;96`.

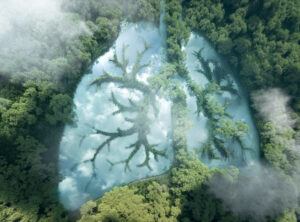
0;0;299;221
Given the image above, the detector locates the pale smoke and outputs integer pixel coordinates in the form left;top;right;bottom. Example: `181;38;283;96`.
252;88;299;154
209;165;299;221
209;88;300;221
252;88;295;129
0;0;89;80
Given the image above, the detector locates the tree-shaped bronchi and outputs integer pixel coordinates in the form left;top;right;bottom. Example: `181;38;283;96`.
72;39;254;190
72;43;170;186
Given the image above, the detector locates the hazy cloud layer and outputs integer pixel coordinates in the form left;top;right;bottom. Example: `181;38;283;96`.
210;165;299;221
252;88;299;154
210;88;300;221
0;0;89;80
252;88;296;129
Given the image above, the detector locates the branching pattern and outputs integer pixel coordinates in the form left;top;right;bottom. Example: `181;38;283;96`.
72;43;168;189
188;49;251;162
194;49;240;97
71;42;253;190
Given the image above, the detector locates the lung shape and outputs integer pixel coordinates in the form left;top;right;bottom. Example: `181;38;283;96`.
59;23;172;210
183;33;260;167
58;24;260;211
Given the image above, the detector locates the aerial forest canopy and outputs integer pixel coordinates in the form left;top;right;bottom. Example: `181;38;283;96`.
0;0;299;222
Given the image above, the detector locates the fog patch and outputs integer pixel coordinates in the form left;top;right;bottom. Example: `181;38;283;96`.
252;88;296;129
210;165;299;221
0;0;89;81
209;88;300;221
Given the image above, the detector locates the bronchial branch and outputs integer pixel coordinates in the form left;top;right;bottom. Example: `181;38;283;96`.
72;43;167;189
188;49;250;162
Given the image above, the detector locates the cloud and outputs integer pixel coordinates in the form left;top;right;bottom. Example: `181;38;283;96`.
252;88;300;154
209;88;300;221
209;165;299;221
252;88;295;129
0;0;89;81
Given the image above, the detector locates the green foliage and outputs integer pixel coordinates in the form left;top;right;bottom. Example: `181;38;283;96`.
170;152;211;196
79;187;155;222
129;0;160;24
260;122;297;174
79;182;182;222
78;153;238;222
171;86;189;153
216;118;248;139
150;53;190;156
0;136;67;221
170;153;238;222
149;64;177;97
276;210;297;222
142;182;180;222
205;95;225;117
0;97;11;111
45;94;73;125
63;0;160;24
165;0;189;75
0;82;73;139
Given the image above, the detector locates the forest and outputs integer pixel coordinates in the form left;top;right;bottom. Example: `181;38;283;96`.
0;0;299;221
